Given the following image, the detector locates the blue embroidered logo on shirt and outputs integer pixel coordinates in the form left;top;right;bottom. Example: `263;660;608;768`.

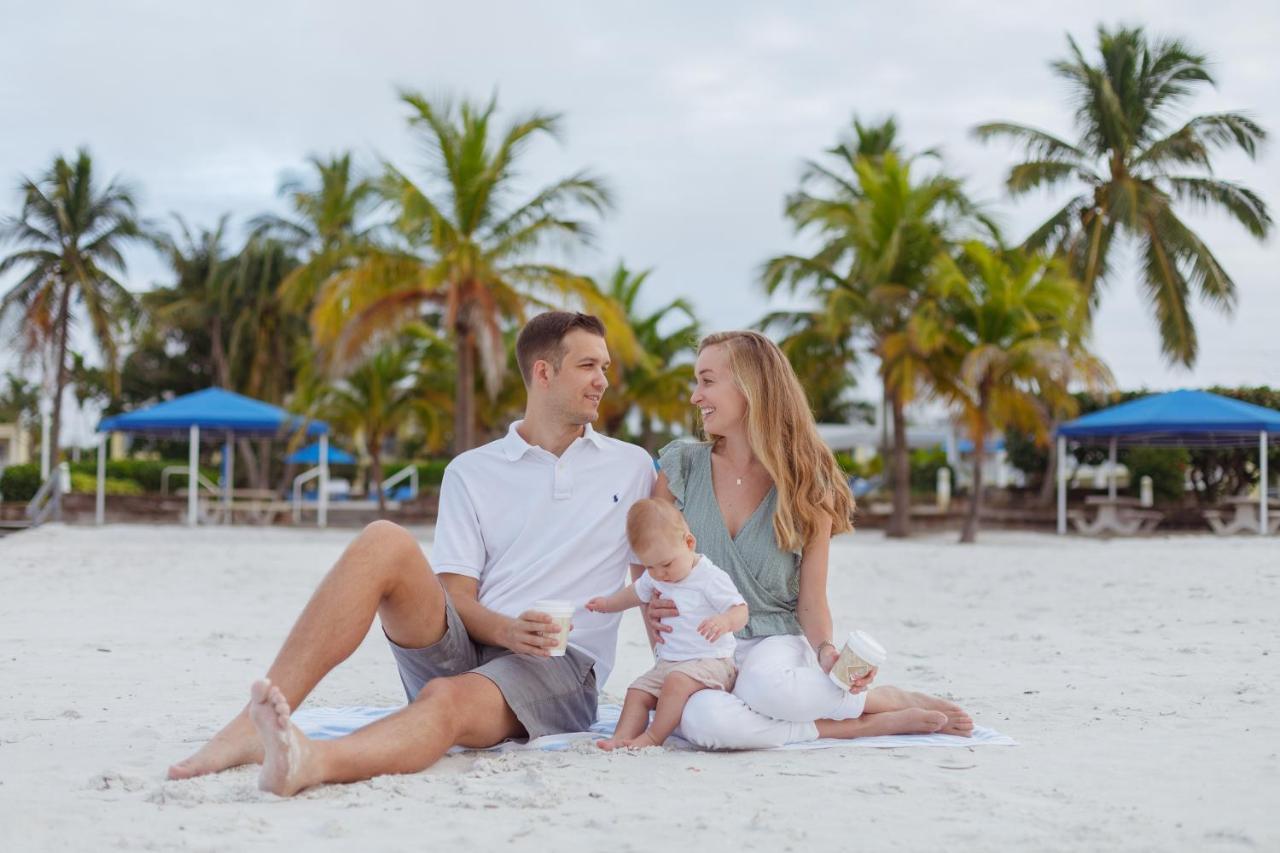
613;494;618;503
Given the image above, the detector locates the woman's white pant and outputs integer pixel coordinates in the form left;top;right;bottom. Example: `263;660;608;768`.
676;635;867;750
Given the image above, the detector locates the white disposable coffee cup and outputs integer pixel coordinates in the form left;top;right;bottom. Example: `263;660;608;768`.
828;630;887;690
534;599;574;656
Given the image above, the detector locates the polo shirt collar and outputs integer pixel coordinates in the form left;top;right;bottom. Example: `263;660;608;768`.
500;420;606;462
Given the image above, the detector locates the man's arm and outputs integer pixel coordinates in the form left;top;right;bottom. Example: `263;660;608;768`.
586;584;643;614
439;573;563;657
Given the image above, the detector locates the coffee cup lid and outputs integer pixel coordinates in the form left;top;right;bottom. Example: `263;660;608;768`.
845;630;887;666
534;599;574;615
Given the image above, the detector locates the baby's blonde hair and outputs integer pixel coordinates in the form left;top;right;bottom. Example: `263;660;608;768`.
626;499;689;553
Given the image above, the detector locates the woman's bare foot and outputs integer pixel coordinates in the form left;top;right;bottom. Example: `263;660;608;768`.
864;686;974;737
248;678;320;796
817;707;947;739
167;712;264;780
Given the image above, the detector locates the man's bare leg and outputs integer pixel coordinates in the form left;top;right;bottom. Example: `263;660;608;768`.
862;685;974;736
168;521;449;779
249;671;522;796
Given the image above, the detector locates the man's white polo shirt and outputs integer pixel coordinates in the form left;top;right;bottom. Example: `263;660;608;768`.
430;420;656;686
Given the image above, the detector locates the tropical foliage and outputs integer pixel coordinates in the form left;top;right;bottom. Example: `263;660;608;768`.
974;25;1271;366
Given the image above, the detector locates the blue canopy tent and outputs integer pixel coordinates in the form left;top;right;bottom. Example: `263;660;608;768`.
96;388;330;526
286;442;356;466
1054;390;1280;535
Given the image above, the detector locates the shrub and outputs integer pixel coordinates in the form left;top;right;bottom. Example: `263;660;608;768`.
70;472;143;496
0;463;41;502
910;447;952;494
383;459;450;488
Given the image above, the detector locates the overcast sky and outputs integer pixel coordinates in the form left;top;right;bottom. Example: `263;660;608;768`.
2;0;1277;414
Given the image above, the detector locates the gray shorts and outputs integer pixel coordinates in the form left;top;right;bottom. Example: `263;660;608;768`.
386;592;598;741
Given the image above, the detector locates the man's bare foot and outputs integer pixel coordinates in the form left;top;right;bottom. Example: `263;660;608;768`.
248;679;319;796
167;713;264;780
596;731;661;751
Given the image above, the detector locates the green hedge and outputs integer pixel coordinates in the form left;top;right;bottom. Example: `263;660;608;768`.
0;463;40;502
70;472;143;496
383;459;450;488
67;459;219;493
1;459;221;502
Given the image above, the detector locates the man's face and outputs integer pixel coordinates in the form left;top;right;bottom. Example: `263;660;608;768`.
542;329;610;424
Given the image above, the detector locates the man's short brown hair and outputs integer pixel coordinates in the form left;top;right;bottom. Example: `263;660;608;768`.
515;311;607;385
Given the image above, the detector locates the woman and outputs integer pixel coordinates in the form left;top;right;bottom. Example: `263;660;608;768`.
648;331;972;749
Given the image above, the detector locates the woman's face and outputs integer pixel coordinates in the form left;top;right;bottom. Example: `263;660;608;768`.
691;343;748;436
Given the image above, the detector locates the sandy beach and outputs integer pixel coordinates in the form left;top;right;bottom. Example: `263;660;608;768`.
1;523;1276;851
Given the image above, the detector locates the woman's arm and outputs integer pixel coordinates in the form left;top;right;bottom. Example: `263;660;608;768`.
796;513;835;660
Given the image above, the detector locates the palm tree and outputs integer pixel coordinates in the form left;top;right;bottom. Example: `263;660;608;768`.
764;128;989;537
251;153;382;312
149;215;237;388
310;328;452;511
595;263;700;448
927;243;1110;543
0;149;142;473
309;92;635;451
974;25;1271;366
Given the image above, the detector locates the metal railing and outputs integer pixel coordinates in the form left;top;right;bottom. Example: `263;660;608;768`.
25;462;69;527
378;465;419;500
160;466;221;496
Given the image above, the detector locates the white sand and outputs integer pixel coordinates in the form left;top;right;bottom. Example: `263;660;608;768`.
1;524;1277;851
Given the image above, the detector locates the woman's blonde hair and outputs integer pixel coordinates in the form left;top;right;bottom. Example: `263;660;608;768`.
699;330;855;551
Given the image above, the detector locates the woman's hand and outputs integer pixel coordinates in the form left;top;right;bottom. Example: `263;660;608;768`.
502;610;564;657
817;642;839;674
846;665;878;694
642;591;678;646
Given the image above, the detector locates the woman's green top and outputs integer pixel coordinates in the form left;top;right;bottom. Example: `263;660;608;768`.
657;440;801;639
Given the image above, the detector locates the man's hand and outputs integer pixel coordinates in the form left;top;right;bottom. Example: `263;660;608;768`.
642;591;678;646
502;610;565;657
697;614;732;643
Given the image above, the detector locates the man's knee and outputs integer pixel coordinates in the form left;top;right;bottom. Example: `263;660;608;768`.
414;674;519;746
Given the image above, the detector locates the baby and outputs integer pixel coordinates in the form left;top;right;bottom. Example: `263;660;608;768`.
587;498;747;749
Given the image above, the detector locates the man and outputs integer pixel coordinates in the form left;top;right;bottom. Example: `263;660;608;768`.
168;312;655;795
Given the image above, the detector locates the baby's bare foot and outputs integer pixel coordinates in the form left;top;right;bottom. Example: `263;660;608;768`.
248;679;318;796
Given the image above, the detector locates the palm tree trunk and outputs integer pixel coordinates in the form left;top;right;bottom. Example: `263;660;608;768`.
371;442;385;513
48;284;74;477
961;423;987;544
1036;425;1058;505
454;325;477;453
887;388;910;538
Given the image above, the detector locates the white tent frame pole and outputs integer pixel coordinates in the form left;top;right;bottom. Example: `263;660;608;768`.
223;431;233;524
1261;431;1269;535
1108;436;1118;500
318;433;329;528
95;432;107;525
188;424;199;526
1057;436;1067;535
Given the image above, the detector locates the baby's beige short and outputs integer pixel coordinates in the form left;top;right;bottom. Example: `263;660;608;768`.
628;656;738;698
